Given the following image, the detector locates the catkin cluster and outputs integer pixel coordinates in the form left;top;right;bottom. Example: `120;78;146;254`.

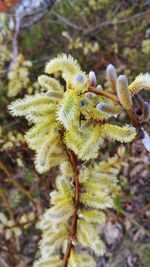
8;54;32;97
8;54;150;266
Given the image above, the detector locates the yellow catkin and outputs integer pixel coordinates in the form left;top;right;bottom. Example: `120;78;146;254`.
38;75;63;92
45;54;81;75
9;54;144;267
129;73;150;95
117;75;132;110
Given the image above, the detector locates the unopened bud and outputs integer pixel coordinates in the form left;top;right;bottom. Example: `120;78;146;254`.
96;103;103;111
73;73;88;92
85;92;96;99
96;102;118;114
74;73;85;83
96;103;111;112
96;84;103;90
143;102;150;121
89;71;96;87
117;75;132;110
106;64;117;92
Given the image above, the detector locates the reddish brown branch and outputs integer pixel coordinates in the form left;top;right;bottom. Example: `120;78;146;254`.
88;85;119;103
62;149;80;267
0;189;15;223
88;86;141;130
126;109;141;129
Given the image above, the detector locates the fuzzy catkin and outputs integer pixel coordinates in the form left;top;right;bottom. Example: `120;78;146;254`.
129;73;150;95
38;74;64;92
117;75;132;110
8;54;142;267
106;64;117;93
89;71;97;87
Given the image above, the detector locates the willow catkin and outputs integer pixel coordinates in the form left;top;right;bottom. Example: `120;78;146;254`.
117;75;132;110
46;91;63;99
96;84;103;90
96;103;119;115
38;75;63;92
45;54;81;75
89;71;96;87
106;64;117;93
129;73;150;95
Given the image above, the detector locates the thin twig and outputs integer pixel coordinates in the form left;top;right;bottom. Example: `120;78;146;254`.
0;189;15;222
52;10;82;30
0;161;39;209
88;85;119;103
0;187;19;259
88;86;141;130
5;178;38;208
84;10;150;36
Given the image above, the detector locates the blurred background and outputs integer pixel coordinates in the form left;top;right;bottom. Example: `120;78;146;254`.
0;1;150;266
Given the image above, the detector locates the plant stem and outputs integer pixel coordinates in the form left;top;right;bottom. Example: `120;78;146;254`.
88;86;141;130
126;109;141;129
0;189;15;222
88;86;119;103
62;149;80;267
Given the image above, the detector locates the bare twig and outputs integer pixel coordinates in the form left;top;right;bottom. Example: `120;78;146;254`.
84;10;150;36
0;161;40;209
52;10;82;30
0;189;15;222
6;178;38;208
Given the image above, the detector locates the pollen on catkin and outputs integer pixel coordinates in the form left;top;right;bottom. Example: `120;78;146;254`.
72;72;89;92
117;75;132;110
129;73;150;95
38;74;64;92
45;54;81;75
9;54;145;267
